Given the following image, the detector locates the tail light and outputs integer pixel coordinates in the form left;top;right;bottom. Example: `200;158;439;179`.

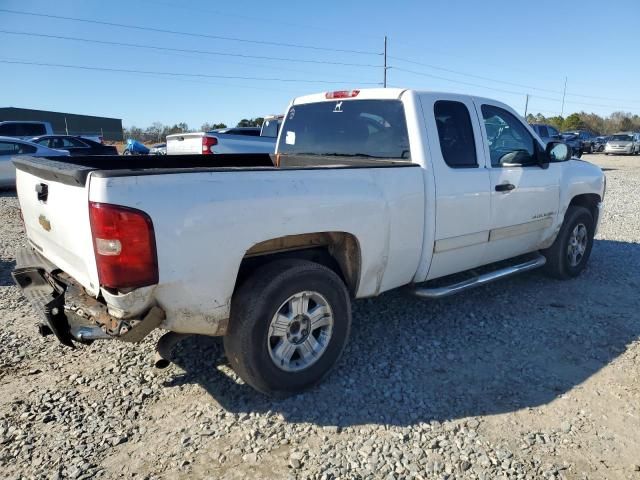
325;90;360;99
89;202;158;289
202;136;217;154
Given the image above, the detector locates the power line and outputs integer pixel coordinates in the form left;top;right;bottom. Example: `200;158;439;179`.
0;59;382;85
391;66;552;99
0;30;382;68
0;8;381;55
390;55;564;95
390;54;640;106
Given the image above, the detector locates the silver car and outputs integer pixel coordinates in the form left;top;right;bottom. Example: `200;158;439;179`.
0;136;69;188
604;132;640;155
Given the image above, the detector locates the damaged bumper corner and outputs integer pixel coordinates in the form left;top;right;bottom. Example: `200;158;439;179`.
11;247;165;347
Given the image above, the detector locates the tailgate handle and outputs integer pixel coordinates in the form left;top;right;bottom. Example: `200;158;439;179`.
35;183;49;202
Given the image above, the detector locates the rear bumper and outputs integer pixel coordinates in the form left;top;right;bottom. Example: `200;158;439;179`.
12;247;164;347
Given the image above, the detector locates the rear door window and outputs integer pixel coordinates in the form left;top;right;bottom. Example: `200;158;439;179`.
278;99;410;159
433;100;478;168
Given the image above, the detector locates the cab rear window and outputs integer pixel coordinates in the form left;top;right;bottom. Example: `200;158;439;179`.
278;100;410;160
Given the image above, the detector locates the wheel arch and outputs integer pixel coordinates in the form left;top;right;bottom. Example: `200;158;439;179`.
235;232;362;297
568;193;601;225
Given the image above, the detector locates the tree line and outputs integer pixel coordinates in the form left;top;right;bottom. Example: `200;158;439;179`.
526;111;640;135
123;117;265;143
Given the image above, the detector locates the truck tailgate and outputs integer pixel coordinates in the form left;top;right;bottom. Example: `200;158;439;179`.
16;168;99;294
166;133;204;155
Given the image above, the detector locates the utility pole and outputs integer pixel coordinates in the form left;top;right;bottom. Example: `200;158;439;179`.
524;94;529;117
383;35;388;88
561;77;567;117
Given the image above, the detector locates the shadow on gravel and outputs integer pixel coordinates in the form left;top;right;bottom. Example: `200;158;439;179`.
167;239;640;427
0;259;16;286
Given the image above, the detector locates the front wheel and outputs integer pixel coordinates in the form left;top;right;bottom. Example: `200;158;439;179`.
542;206;594;279
224;259;351;396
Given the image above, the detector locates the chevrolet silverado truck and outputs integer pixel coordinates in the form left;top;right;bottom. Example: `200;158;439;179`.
12;88;605;396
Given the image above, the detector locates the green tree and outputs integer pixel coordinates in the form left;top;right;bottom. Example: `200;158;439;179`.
201;122;227;131
547;116;564;130
236;117;264;127
562;113;584;131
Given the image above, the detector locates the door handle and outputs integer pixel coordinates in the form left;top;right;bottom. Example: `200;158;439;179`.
495;183;515;192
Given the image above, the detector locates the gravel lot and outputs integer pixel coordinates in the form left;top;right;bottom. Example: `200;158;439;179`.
1;154;639;480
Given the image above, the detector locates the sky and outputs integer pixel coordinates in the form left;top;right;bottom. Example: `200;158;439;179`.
0;0;638;129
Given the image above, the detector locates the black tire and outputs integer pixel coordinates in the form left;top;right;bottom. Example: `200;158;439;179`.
586;144;593;154
224;259;351;396
542;206;595;279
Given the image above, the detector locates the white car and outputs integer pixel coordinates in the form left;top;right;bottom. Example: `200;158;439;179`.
0;136;68;187
604;132;640;155
166;117;283;155
11;88;604;396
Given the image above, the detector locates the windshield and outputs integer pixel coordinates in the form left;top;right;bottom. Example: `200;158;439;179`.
277;99;410;159
610;134;633;141
261;118;281;138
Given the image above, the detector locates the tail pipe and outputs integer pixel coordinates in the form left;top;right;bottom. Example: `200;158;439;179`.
154;332;191;368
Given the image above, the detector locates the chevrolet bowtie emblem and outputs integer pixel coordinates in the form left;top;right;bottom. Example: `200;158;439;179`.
38;214;51;232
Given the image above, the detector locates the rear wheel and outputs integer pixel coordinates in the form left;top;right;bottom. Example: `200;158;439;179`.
224;259;351;396
542;206;594;279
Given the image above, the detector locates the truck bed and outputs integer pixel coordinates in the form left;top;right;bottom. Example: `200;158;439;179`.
13;154;413;186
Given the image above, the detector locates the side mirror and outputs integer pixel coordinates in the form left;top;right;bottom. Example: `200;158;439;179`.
546;141;571;162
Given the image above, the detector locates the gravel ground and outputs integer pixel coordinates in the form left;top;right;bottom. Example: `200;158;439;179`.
1;154;639;480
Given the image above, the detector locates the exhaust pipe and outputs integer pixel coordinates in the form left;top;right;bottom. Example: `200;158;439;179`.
154;332;190;368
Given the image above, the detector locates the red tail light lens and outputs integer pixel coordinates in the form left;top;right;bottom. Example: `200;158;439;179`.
202;136;218;154
89;202;158;289
325;90;360;99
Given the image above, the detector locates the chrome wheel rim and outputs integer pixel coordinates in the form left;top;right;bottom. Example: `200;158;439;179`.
567;223;588;267
267;291;334;372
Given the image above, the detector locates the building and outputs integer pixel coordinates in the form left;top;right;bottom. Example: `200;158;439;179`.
0;107;123;141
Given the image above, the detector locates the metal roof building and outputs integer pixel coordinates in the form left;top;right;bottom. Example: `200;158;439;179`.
0;107;123;141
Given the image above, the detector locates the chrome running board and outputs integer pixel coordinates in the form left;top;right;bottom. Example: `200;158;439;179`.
412;254;547;299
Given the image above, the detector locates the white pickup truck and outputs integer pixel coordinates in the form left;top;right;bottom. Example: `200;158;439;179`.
166;116;282;155
12;88;604;396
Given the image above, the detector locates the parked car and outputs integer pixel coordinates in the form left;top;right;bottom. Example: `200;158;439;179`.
0;136;68;187
604;132;640;155
167;118;283;155
561;130;596;154
11;88;604;397
30;135;118;156
149;143;167;155
529;123;562;143
123;139;150;155
558;133;583;158
593;136;608;152
0;121;53;139
530;123;583;158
